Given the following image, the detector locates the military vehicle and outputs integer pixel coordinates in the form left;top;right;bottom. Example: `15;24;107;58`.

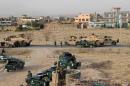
58;52;81;69
26;66;56;86
25;52;81;86
0;34;32;48
76;34;119;47
5;58;25;72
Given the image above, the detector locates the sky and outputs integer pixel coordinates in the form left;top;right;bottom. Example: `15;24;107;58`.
0;0;129;16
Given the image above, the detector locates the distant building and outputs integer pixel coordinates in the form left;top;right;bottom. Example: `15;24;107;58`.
91;13;104;22
58;16;74;24
74;13;90;23
89;13;105;28
0;16;17;26
18;15;36;25
74;13;91;28
38;16;52;23
104;7;130;28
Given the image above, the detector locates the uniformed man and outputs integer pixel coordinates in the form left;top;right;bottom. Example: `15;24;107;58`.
54;41;57;46
1;48;6;55
60;41;62;47
27;70;32;78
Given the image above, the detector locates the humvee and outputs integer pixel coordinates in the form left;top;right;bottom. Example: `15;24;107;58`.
25;52;81;86
0;34;32;48
5;58;25;72
58;52;81;69
76;34;119;47
26;66;56;86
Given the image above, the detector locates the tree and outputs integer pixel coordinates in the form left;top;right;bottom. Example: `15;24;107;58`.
16;25;23;31
31;21;39;27
26;22;31;26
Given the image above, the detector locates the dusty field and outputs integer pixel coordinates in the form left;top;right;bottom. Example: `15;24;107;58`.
0;47;130;86
0;26;130;86
0;48;57;86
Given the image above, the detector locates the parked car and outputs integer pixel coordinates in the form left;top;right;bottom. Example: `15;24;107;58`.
5;58;25;72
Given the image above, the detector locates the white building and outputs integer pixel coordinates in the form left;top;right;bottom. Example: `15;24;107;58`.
104;7;130;28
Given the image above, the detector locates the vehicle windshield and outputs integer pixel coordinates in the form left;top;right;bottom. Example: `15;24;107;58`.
8;61;17;65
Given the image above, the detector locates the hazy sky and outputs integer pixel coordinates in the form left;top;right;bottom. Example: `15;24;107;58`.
0;0;129;16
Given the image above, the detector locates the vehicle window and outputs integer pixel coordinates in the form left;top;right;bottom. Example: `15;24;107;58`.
8;61;17;64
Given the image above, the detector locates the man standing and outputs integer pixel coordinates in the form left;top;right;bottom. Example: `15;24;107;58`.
27;70;32;78
54;41;57;46
60;41;62;47
1;48;6;55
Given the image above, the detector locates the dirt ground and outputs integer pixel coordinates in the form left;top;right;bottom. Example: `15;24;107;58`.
0;47;130;86
0;26;130;86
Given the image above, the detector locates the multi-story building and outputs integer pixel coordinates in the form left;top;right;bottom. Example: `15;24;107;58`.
38;16;52;23
104;7;130;28
74;13;90;23
0;16;17;26
89;13;105;28
18;15;36;25
74;13;90;28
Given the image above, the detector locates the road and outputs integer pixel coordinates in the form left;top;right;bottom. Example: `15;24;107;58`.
0;44;128;49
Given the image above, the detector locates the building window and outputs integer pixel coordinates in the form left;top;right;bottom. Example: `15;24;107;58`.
75;19;78;21
82;19;85;21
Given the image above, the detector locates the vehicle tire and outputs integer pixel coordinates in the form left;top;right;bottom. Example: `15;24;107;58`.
112;41;116;46
7;69;10;72
21;41;24;47
14;41;20;47
26;43;30;46
100;42;104;47
95;41;100;47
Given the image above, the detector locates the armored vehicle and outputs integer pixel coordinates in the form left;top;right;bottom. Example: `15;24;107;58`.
5;58;25;72
0;34;32;48
76;34;119;47
26;66;56;86
59;52;81;69
25;52;81;86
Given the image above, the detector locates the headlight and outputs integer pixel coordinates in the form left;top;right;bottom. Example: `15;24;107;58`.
31;80;35;84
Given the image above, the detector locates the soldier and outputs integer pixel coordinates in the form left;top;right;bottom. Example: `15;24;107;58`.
27;70;32;78
54;41;57;46
60;41;62;47
117;38;119;43
1;48;6;55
